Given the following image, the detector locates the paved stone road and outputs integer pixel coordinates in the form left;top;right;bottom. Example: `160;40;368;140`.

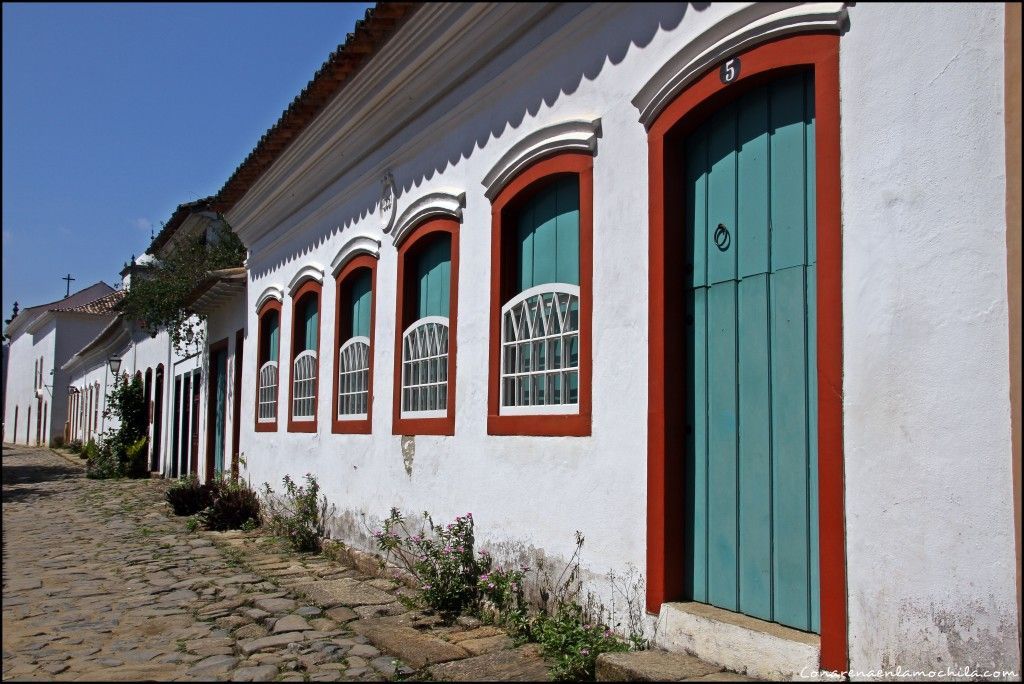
2;445;549;682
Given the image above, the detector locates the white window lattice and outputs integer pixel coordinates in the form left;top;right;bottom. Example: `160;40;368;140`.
292;350;317;420
258;361;278;421
500;283;580;414
401;317;449;418
337;336;370;419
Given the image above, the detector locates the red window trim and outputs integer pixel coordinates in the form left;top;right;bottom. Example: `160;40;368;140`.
287;279;323;433
644;33;847;671
254;298;282;433
392;217;460;436
332;254;377;435
487;152;593;437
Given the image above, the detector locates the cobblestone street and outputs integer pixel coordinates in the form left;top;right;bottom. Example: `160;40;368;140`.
1;445;549;682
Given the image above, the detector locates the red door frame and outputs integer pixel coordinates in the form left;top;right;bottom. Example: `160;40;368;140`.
645;33;846;671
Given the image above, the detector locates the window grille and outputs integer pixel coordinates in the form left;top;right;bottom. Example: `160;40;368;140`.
401;317;449;418
337;336;370;419
500;283;580;414
258;361;278;421
292;351;317;420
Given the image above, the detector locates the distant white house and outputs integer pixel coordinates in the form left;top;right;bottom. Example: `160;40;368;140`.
3;282;121;447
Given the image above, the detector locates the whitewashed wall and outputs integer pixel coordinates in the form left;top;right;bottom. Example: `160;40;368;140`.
4;318;44;445
227;1;1019;674
840;3;1019;676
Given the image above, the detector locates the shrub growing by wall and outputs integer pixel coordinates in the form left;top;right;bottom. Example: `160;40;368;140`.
199;478;262;531
165;474;213;516
262;474;332;552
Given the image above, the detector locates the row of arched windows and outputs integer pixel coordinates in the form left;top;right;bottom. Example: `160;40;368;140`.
254;151;593;437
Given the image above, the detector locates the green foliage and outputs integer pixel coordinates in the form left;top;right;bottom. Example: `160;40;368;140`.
199;478;262;531
165;474;213;516
373;510;527;621
262;474;332;552
241;517;259;532
529;603;630;681
117;220;245;355
68;439;83;454
85;440;121;479
185;516;200;533
89;374;149;479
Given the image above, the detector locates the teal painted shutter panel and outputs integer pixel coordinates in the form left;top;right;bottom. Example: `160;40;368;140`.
213;348;227;474
269;317;279;361
349;270;372;338
301;296;319;352
684;71;819;633
514;176;580;293
415;236;451;319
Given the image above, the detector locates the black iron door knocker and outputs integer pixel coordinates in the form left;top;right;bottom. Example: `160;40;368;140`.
714;223;731;251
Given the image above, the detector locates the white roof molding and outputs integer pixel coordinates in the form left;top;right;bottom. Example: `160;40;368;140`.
256;285;285;311
482;118;602;201
632;2;849;128
391;190;467;247
330;233;382;276
287;263;326;295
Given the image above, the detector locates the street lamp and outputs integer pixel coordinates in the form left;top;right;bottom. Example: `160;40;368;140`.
108;357;122;376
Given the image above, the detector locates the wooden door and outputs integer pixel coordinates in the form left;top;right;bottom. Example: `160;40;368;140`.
684;71;820;633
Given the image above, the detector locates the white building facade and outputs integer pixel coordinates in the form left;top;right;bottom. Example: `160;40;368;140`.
3;282;118;447
209;2;1022;678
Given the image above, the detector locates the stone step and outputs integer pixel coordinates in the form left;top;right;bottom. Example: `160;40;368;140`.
596;649;748;682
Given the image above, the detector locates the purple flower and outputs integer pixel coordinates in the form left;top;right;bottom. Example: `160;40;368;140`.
580;648;590;656
423;584;431;590
480;573;490;581
488;582;495;589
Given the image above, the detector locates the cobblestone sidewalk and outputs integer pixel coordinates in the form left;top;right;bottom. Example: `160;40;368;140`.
2;445;549;682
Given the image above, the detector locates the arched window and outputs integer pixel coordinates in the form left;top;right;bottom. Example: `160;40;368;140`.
488;153;593;435
333;255;376;433
255;299;282;431
393;218;459;435
288;280;321;431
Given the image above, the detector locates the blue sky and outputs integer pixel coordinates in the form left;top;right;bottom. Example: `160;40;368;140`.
2;2;373;319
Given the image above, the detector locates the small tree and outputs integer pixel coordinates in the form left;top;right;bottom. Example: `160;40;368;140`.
102;373;148;477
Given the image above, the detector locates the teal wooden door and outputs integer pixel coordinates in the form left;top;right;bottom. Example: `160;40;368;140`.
683;71;819;633
213;347;227;476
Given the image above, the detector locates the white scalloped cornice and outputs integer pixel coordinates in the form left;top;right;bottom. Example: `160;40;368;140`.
632;2;849;128
391;191;466;247
481;118;602;201
330;233;381;275
287;264;326;294
255;285;284;312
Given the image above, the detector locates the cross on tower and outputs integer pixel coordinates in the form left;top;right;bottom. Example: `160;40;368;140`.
62;273;75;297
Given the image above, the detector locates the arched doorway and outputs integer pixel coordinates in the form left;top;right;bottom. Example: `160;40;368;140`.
645;33;846;669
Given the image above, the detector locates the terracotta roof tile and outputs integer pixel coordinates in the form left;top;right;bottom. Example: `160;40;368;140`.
50;289;126;315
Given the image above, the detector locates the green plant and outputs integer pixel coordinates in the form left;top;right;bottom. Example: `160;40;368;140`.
91;374;148;478
373;510;527;621
262;474;331;552
241;517;259;532
185;516;200;533
117;220;245;355
530;602;630;680
200;478;262;531
165;474;213;516
85;440;121;479
124;436;148;478
67;439;83;454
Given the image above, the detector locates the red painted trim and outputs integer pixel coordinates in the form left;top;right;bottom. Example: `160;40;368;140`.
206;337;229;482
486;152;593;436
332;255;377;435
287;279;323;433
645;33;847;671
392;218;459;436
254;298;282;432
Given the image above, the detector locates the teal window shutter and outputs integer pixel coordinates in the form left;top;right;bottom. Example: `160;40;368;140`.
414;236;451;319
349;270;372;338
514;175;579;293
268;312;279;361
